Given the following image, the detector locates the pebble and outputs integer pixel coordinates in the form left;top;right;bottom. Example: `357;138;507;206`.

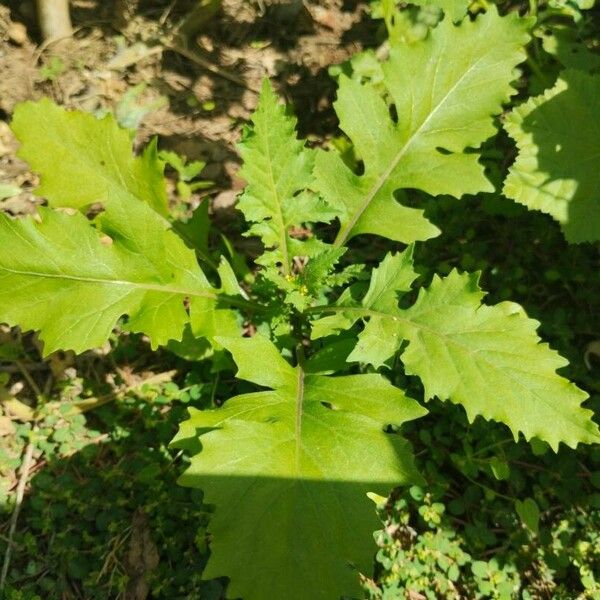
7;22;27;46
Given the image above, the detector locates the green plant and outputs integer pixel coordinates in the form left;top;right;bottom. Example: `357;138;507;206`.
2;368;223;599
2;5;600;600
503;69;600;242
159;150;213;201
39;55;66;81
365;0;600;242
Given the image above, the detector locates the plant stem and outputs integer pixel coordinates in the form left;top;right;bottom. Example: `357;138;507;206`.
36;0;73;42
16;360;43;399
461;472;516;503
470;438;514;457
528;0;538;17
177;0;220;38
303;304;336;315
295;342;306;370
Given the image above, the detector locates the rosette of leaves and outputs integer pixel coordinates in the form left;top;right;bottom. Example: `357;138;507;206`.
0;6;599;600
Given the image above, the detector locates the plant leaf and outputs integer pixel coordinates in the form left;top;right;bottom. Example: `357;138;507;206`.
11;98;168;216
315;7;531;246
188;258;242;350
0;184;21;201
0;202;213;354
172;335;425;600
299;247;347;294
515;497;540;534
503;70;600;242
319;252;600;450
237;80;337;274
412;0;470;21
311;249;416;343
540;25;600;73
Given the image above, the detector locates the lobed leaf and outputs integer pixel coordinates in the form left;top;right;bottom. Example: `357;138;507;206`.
314;250;600;450
503;70;600;242
540;25;600;73
173;335;425;600
0;201;213;354
185;258;243;351
315;7;531;246
237;80;337;274
311;249;418;366
11;99;168;216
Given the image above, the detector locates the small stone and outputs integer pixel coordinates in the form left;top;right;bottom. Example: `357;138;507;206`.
212;190;238;211
311;7;337;31
7;22;28;45
223;159;241;180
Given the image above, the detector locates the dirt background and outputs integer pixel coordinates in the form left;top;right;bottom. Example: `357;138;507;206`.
0;0;378;218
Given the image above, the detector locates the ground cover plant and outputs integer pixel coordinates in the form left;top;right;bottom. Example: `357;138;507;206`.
1;0;600;598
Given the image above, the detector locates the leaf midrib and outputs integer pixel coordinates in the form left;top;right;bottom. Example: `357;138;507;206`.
333;51;487;247
328;305;596;439
295;365;305;474
260;120;291;276
0;265;215;299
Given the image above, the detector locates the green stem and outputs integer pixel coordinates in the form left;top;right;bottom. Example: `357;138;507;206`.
460;472;516;503
470;438;514;457
295;343;306;370
303;304;337;315
210;372;220;406
528;0;538;17
526;54;551;88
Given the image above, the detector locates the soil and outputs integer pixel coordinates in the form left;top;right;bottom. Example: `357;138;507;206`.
0;0;378;217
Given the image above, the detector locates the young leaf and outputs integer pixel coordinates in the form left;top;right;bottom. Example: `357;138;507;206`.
237;80;337;274
503;70;600;242
311;249;416;343
315;7;531;246
0;202;213;354
298;247;347;295
316;251;600;450
11;99;168;216
173;335;425;600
